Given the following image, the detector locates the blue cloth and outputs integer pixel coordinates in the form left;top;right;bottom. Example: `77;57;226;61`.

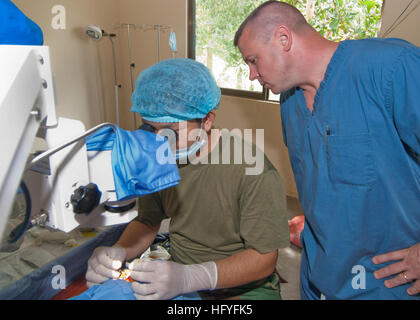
0;0;43;45
71;279;136;300
86;126;180;201
70;279;201;300
280;38;420;300
130;58;221;123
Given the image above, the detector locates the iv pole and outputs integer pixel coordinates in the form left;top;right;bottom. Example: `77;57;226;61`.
116;23;137;129
115;23;174;129
108;34;121;126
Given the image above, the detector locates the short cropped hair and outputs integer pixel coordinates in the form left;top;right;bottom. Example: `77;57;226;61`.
234;1;308;46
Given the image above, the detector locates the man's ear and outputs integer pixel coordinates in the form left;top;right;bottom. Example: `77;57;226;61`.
273;25;292;52
203;110;216;131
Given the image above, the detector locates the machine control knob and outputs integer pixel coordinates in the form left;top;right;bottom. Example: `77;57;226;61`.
70;183;101;214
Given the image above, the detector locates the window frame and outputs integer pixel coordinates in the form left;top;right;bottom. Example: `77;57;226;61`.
188;0;384;102
187;0;270;101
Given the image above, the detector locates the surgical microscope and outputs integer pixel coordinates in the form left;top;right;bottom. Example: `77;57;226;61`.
0;45;138;244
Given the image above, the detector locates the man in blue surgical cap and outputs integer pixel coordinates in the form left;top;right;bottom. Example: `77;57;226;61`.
85;58;290;300
235;1;420;299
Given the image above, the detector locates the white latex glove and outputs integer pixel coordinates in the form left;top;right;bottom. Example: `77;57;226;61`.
128;260;218;300
85;246;127;287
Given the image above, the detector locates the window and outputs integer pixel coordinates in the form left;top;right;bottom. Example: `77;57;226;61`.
188;0;383;102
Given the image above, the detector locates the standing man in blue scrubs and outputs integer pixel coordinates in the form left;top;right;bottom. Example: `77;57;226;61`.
234;1;420;299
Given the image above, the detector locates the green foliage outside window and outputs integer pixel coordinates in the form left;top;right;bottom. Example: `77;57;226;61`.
195;0;382;92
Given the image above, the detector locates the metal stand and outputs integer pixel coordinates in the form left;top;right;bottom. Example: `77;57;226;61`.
114;23;174;129
108;35;121;126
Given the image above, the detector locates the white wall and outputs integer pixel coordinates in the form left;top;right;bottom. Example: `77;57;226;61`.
12;0;187;131
379;0;420;46
13;0;120;128
116;0;188;130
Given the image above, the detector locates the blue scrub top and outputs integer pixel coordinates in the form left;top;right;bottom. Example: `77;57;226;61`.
280;38;420;300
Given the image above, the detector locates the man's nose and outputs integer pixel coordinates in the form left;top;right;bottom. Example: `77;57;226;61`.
249;66;260;81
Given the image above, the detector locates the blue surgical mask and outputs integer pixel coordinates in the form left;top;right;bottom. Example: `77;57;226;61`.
139;121;206;160
175;129;207;160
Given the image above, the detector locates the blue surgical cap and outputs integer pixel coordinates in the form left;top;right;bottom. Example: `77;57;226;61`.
130;58;221;123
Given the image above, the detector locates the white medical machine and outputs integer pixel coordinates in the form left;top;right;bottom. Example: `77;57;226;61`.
0;45;137;242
